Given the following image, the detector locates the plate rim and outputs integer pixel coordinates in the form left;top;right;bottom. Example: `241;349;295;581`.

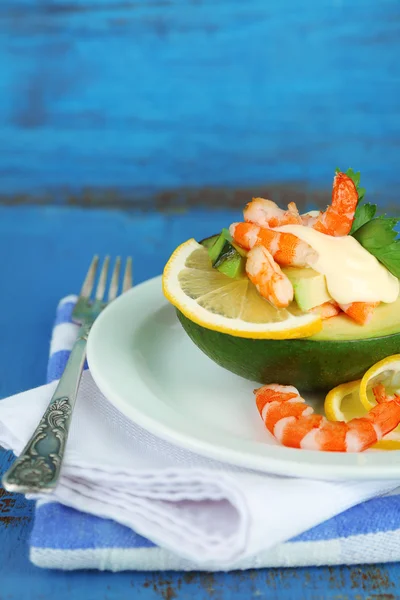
87;275;400;480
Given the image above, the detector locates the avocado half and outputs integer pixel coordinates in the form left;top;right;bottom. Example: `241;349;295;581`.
176;300;400;393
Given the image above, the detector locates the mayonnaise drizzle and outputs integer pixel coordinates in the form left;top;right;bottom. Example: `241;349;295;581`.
277;225;399;304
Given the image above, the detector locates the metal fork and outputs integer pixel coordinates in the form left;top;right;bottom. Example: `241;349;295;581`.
2;255;133;495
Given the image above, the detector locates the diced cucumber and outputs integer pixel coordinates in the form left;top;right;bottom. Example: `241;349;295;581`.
200;230;248;278
199;234;219;249
208;229;247;261
204;230;246;278
208;231;230;264
213;240;246;278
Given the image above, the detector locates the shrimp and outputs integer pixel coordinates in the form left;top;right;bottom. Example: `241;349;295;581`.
230;222;318;267
255;383;400;452
309;302;340;320
246;245;294;308
244;197;302;228
313;172;358;237
339;301;379;325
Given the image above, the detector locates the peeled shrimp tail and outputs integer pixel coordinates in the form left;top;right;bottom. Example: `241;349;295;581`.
230;222;318;268
255;383;400;452
287;202;301;221
246;246;294;308
312;172;358;237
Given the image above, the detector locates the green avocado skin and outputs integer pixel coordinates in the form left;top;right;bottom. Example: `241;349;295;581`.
177;310;400;392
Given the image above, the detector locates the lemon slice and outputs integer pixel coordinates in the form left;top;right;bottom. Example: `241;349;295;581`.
324;356;400;450
359;354;400;411
358;354;400;449
324;379;364;422
324;380;395;450
162;239;322;339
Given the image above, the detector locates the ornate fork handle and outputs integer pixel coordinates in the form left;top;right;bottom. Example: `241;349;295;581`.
2;324;91;494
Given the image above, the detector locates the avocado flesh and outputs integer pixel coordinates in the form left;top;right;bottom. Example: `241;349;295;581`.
311;295;400;340
282;267;332;311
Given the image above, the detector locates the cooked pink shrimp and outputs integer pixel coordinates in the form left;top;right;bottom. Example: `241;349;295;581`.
309;302;340;320
339;302;379;325
230;222;317;267
313;172;358;236
246;246;294;308
255;383;400;452
244;197;302;228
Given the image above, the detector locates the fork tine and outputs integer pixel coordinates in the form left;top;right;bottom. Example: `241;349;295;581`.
108;257;121;302
123;257;133;293
80;255;99;298
95;256;110;301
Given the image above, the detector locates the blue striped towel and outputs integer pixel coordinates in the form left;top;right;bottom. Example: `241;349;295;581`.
7;297;400;570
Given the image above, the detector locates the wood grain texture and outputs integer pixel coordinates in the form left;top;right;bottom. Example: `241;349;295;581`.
0;205;399;599
0;1;400;207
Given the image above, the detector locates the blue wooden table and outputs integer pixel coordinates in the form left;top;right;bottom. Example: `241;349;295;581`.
1;0;400;595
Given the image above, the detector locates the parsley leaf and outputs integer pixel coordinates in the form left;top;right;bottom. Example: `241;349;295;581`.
357;187;366;203
352;216;400;278
350;203;376;234
346;168;360;189
353;216;399;248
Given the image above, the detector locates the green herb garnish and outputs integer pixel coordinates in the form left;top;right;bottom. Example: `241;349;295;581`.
352;216;400;278
350;203;376;234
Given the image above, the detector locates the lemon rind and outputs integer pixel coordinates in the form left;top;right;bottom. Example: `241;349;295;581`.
359;354;400;411
324;379;362;422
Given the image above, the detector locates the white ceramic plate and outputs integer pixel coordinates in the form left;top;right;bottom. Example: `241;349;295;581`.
87;276;400;480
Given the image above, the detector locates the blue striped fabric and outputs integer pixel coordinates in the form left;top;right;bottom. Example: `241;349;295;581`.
47;350;74;383
29;297;400;571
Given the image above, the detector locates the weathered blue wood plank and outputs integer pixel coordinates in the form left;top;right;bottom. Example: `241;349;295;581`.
0;205;399;599
0;1;400;206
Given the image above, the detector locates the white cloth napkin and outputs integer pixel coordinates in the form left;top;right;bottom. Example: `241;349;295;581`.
0;371;396;568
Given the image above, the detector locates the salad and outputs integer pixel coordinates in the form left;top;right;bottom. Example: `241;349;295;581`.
163;168;400;452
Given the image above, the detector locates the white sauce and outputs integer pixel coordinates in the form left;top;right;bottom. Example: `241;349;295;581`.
277;225;399;304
